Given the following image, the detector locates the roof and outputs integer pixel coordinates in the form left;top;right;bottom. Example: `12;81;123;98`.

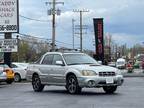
116;58;126;62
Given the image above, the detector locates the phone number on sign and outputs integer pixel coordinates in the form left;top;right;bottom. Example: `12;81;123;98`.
0;25;17;31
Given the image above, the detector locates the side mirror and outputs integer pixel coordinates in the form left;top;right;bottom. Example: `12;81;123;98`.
56;61;64;66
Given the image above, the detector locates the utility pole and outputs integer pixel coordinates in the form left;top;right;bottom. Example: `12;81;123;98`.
46;0;64;51
73;9;89;52
72;19;75;49
52;0;56;51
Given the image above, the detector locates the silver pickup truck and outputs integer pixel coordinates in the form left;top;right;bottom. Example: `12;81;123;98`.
26;52;124;94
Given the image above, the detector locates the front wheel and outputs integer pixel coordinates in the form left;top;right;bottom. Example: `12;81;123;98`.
32;74;45;92
14;73;21;82
103;86;117;94
66;75;82;94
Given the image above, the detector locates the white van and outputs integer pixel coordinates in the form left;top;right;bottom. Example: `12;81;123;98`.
116;58;126;69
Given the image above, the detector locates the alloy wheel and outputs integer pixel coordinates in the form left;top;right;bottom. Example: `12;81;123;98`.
66;75;81;94
32;74;44;92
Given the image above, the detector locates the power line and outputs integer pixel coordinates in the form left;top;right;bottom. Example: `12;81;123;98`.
17;33;76;47
17;33;51;41
55;40;73;46
19;15;51;22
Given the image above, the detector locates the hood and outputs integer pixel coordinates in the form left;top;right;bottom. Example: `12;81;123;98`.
68;64;117;72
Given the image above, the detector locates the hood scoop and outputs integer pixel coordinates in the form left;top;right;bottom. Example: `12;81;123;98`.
89;64;101;66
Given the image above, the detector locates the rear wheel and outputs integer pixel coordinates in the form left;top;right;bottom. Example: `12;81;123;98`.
103;86;117;94
32;74;45;92
14;73;21;82
66;75;82;94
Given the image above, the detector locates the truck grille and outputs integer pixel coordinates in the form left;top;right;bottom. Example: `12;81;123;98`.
99;72;116;77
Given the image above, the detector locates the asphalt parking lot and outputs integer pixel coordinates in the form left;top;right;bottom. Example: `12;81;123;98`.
0;77;144;108
121;69;144;77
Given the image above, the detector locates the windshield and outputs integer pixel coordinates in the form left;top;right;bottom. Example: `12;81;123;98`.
63;53;99;65
117;62;125;65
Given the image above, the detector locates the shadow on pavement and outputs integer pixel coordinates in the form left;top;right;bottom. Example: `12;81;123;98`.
0;82;9;88
30;89;121;96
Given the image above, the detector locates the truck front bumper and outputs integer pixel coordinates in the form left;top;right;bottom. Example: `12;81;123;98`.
77;75;124;88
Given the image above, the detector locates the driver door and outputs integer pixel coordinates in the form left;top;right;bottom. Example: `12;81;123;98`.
50;54;66;84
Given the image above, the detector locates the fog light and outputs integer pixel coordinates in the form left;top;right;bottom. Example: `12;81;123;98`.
88;80;95;87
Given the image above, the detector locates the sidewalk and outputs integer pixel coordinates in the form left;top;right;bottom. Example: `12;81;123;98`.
121;69;144;77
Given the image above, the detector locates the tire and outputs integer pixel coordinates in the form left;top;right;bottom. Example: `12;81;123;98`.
66;75;82;94
14;73;21;82
103;86;117;94
32;74;45;92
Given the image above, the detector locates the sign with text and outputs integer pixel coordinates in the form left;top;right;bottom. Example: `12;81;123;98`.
93;18;104;63
0;0;19;33
0;39;18;52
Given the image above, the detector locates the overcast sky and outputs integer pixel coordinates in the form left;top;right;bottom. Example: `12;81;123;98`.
19;0;144;51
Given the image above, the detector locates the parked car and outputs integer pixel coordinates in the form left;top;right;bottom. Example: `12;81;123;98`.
135;54;144;68
26;52;124;94
0;64;7;83
11;62;29;82
141;59;144;70
0;63;14;84
133;61;140;69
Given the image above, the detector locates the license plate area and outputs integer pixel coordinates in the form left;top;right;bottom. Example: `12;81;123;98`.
106;77;114;84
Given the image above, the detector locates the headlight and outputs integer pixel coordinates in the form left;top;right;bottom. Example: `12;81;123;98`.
81;70;97;76
116;69;122;75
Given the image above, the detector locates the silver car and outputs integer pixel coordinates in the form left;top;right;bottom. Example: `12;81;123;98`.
26;52;124;94
11;62;29;82
0;65;7;82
